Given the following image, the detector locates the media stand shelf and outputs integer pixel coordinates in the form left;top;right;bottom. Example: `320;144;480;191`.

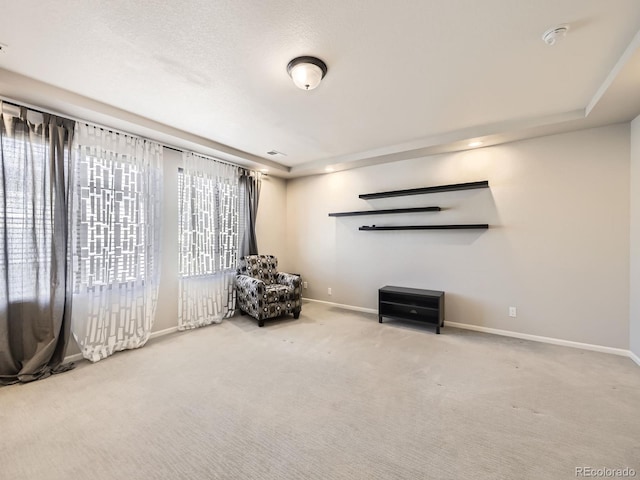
379;286;445;334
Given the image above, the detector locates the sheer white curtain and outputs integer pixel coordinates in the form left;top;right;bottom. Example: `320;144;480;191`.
178;152;240;330
70;124;163;362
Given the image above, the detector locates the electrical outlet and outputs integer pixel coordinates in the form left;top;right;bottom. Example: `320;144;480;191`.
303;281;308;289
328;287;332;295
509;307;517;318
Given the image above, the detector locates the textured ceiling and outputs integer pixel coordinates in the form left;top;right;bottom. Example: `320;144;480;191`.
1;0;640;176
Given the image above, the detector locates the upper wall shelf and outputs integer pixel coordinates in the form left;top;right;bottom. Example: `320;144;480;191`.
328;206;441;217
359;180;489;200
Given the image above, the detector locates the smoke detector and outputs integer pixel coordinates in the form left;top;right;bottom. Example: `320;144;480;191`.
542;25;569;46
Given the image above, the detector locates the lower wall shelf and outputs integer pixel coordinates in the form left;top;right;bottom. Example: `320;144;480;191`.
360;224;489;231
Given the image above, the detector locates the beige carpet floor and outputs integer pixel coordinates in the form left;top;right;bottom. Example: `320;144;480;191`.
1;300;639;480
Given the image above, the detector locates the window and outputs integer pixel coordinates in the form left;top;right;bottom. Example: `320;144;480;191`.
74;152;149;289
177;168;239;277
0;136;54;301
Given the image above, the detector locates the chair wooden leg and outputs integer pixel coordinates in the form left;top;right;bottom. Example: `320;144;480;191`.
258;320;264;327
293;309;301;319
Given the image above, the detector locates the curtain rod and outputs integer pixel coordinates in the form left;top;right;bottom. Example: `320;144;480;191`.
0;95;252;172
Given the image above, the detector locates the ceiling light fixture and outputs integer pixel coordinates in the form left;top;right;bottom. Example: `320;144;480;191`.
542;25;569;46
468;141;483;148
287;56;328;90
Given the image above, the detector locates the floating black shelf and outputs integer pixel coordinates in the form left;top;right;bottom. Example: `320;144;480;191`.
359;224;489;231
328;206;441;217
359;180;489;200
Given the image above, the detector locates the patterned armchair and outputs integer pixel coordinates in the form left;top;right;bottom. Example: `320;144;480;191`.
235;255;302;327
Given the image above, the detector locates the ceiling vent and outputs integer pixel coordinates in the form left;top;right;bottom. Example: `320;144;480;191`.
267;150;286;156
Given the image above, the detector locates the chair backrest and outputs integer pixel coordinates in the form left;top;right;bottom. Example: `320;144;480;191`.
238;255;278;285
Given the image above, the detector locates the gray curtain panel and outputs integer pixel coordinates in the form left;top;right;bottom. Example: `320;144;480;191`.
239;173;261;257
0;103;75;385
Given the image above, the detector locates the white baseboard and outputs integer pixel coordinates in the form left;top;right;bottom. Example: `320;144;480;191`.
446;321;630;357
149;326;179;340
303;297;377;315
303;297;637;363
63;326;180;364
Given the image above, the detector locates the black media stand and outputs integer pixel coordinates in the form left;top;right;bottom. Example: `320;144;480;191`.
378;286;445;334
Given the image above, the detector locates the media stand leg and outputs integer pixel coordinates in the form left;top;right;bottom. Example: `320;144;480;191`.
379;316;383;323
436;325;440;334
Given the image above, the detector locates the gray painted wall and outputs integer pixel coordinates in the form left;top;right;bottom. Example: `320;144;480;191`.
256;174;288;264
630;116;640;358
286;125;631;349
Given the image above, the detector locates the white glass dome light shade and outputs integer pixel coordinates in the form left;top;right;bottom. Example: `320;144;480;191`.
287;56;328;91
291;63;323;90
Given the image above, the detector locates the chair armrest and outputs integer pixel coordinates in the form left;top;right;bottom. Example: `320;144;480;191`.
235;274;265;295
277;272;301;289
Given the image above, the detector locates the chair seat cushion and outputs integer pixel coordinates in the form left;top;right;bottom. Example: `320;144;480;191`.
264;284;292;303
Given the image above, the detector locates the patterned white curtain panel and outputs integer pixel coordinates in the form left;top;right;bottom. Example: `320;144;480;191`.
178;153;240;330
70;124;163;362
